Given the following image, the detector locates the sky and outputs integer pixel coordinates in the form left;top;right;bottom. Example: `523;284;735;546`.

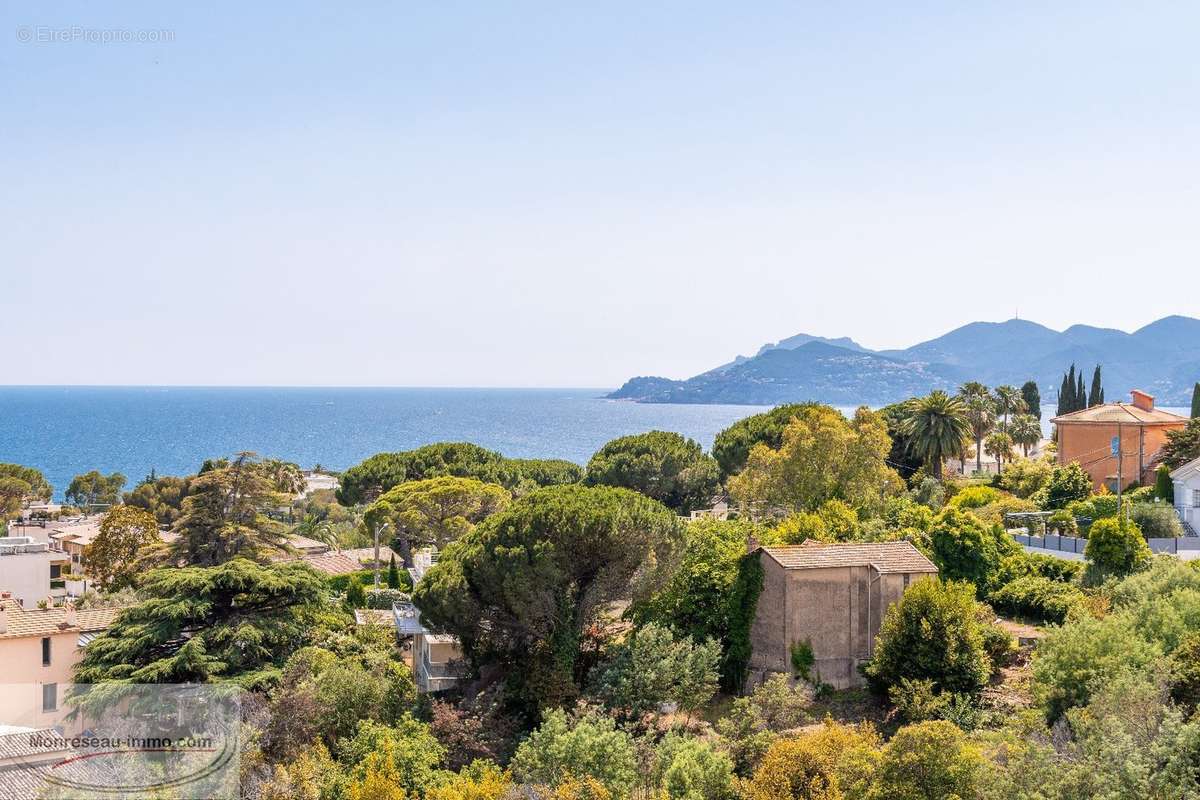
3;1;1199;387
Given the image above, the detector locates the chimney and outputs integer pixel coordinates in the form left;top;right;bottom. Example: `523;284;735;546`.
0;606;7;635
1130;390;1155;412
746;534;760;554
63;601;77;627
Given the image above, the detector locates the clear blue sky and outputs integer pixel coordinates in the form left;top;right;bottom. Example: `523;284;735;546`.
4;2;1198;387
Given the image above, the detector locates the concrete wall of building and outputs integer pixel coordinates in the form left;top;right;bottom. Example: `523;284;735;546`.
0;631;82;730
0;554;53;608
1058;421;1183;491
748;554;937;691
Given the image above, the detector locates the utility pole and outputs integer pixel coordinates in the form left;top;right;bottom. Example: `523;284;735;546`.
374;521;389;590
1116;422;1124;524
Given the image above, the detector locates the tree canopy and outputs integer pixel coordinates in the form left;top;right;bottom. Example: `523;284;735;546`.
65;470;127;511
337;443;581;505
413;484;682;714
169;452;291;566
0;464;52;513
73;558;328;692
585;430;720;513
898;392;969;480
711;403;815;480
728;405;899;518
86;505;161;589
1163;418;1200;469
123;473;193;525
365;476;511;566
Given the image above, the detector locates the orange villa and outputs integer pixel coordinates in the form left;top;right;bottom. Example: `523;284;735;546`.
1052;389;1188;492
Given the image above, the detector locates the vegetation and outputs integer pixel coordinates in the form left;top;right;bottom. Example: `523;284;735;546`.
897;391;969;480
0;463;52;518
1163;417;1200;469
728;405;899;518
413;484;681;715
123;473;193;524
65;469;127;511
1083;517;1151;577
1020;380;1041;420
711;403;816;480
585;430;720;514
366;476;510;566
86;505;160;589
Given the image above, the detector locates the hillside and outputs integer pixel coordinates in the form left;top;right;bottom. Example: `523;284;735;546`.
609;316;1200;405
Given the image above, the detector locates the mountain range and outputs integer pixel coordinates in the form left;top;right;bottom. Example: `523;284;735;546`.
608;316;1200;407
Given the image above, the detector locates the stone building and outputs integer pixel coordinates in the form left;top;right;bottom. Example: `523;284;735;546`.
747;540;938;689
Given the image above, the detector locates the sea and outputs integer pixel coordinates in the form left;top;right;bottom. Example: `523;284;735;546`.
0;387;775;500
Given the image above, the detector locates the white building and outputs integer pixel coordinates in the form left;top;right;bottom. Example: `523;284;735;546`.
1171;456;1200;536
391;547;463;693
0;538;71;608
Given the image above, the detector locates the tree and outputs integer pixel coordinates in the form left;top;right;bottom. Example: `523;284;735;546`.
897;392;969;480
590;623;719;721
346;576;367;608
0;477;32;521
1041;462;1093;509
744;721;880;800
64;470;127;511
712;404;816;480
993;385;1026;427
386;554;401;589
728;406;899;518
366;476;511;567
510;709;638;797
864;578;993;696
0;463;52;506
655;733;737;800
1058;367;1074;417
1193;382;1200;419
984;431;1015;474
868;721;984;800
1009;414;1042;457
1155;464;1175;503
1163;418;1200;469
1085;517;1151;577
169;452;291;566
413;485;681;713
878;402;925;481
339;718;446;798
958;385;996;473
73;558;327;691
262;458;307;495
86;505;160;589
1088;365;1105;407
928;507;1013;594
632;518;766;693
585;430;720;514
1076;372;1087;411
1021;380;1042;420
123;474;193;525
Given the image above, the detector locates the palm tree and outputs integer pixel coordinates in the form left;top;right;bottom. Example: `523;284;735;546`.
1010;414;1042;456
959;383;997;474
993;385;1027;427
900;391;971;480
985;431;1016;475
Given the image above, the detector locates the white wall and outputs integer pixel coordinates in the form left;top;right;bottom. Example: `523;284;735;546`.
0;554;52;608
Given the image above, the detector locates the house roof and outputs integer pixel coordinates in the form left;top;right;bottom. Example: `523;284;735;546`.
1051;402;1188;426
760;540;937;574
353;609;393;626
0;600;125;641
1171;456;1200;481
292;551;363;576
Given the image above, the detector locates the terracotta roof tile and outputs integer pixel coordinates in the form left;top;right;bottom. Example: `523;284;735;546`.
1051;402;1188;425
0;601;125;640
760;541;937;574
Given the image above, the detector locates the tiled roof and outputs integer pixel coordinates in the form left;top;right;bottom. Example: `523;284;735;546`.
341;546;396;566
760;541;937;574
353;609;393;626
1171;456;1200;481
294;551;362;576
0;600;125;641
1052;402;1188;425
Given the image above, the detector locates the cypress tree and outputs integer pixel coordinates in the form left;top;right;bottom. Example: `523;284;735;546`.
1058;370;1072;417
386;553;400;589
1192;382;1200;419
1088;366;1104;407
1022;380;1042;420
1075;374;1086;412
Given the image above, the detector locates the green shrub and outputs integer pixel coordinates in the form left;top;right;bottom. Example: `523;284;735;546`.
1046;510;1078;537
1128;486;1155;504
947;486;1003;510
973;496;1038;529
1084;518;1150;579
1129;503;1184;539
1041;463;1093;509
1156;464;1176;503
988;575;1086;624
1026;552;1083;583
864;579;993;696
1089;494;1121;519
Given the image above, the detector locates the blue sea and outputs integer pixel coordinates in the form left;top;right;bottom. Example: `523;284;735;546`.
0;387;773;499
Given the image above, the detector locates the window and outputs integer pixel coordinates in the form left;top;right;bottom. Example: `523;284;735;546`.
41;637;50;666
42;683;57;713
49;564;61;580
1194;489;1200;508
